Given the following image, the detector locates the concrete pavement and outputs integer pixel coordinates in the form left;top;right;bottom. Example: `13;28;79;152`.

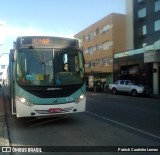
0;86;9;147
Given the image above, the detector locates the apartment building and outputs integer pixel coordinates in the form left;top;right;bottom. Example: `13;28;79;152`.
113;0;160;95
74;13;126;88
134;0;160;49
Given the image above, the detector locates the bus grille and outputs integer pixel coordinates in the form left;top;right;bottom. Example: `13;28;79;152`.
29;89;77;98
20;84;83;98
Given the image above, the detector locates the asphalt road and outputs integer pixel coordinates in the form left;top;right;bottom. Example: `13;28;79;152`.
86;92;160;139
2;88;160;155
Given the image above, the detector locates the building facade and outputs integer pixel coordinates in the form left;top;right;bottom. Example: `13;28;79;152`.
113;0;160;95
74;13;126;89
134;0;160;49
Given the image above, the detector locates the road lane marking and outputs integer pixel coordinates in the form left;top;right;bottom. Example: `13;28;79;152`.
86;110;160;141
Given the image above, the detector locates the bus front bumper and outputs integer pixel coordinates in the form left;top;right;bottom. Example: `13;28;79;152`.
15;98;86;117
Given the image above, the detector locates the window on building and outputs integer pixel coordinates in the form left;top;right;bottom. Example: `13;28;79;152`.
85;35;88;41
96;44;102;50
138;8;146;18
83;49;88;54
102;58;109;66
89;61;92;68
96;28;100;35
103;41;110;50
99;28;103;34
155;0;160;12
85;63;89;68
89;61;95;68
102;24;110;33
96;59;100;64
88;46;94;54
96;44;99;50
138;25;147;36
108;58;113;64
93;46;96;52
143;25;147;35
88;33;93;41
155;20;160;31
82;35;86;41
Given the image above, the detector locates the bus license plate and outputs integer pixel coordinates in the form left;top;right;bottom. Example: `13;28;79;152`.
49;108;61;113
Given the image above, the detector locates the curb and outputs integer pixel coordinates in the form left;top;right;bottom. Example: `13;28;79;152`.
0;87;10;147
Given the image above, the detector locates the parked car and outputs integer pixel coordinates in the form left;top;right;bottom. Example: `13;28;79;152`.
109;80;152;97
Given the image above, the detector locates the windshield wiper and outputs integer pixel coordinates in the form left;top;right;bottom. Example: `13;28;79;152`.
28;45;45;64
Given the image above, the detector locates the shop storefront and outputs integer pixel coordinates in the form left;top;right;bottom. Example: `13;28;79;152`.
113;42;160;95
85;72;113;92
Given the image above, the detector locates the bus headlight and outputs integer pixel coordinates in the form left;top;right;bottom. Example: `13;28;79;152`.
75;94;85;104
20;98;26;103
16;96;34;107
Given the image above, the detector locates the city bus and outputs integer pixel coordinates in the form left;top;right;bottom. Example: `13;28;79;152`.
7;36;86;117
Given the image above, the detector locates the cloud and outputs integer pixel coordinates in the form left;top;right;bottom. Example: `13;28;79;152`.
4;25;74;40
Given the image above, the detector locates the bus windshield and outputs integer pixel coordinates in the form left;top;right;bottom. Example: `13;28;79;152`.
16;48;84;86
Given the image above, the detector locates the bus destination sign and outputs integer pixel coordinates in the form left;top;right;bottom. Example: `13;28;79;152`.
16;36;79;49
32;38;51;45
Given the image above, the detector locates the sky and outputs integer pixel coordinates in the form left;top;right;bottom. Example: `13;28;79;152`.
0;0;125;78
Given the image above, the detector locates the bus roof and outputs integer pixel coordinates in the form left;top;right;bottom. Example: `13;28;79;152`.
14;36;82;50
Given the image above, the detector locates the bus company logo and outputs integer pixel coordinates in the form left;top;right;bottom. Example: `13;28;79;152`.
47;88;62;91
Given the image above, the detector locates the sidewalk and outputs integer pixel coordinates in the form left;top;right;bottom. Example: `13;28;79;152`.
0;87;9;146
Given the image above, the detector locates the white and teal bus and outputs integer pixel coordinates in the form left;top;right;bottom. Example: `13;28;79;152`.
7;36;86;117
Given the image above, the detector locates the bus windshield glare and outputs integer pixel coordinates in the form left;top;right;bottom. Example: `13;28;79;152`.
16;48;84;86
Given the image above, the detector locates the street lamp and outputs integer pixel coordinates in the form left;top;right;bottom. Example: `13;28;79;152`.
0;53;10;58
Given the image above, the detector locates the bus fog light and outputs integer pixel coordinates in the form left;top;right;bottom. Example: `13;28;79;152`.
75;94;85;104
